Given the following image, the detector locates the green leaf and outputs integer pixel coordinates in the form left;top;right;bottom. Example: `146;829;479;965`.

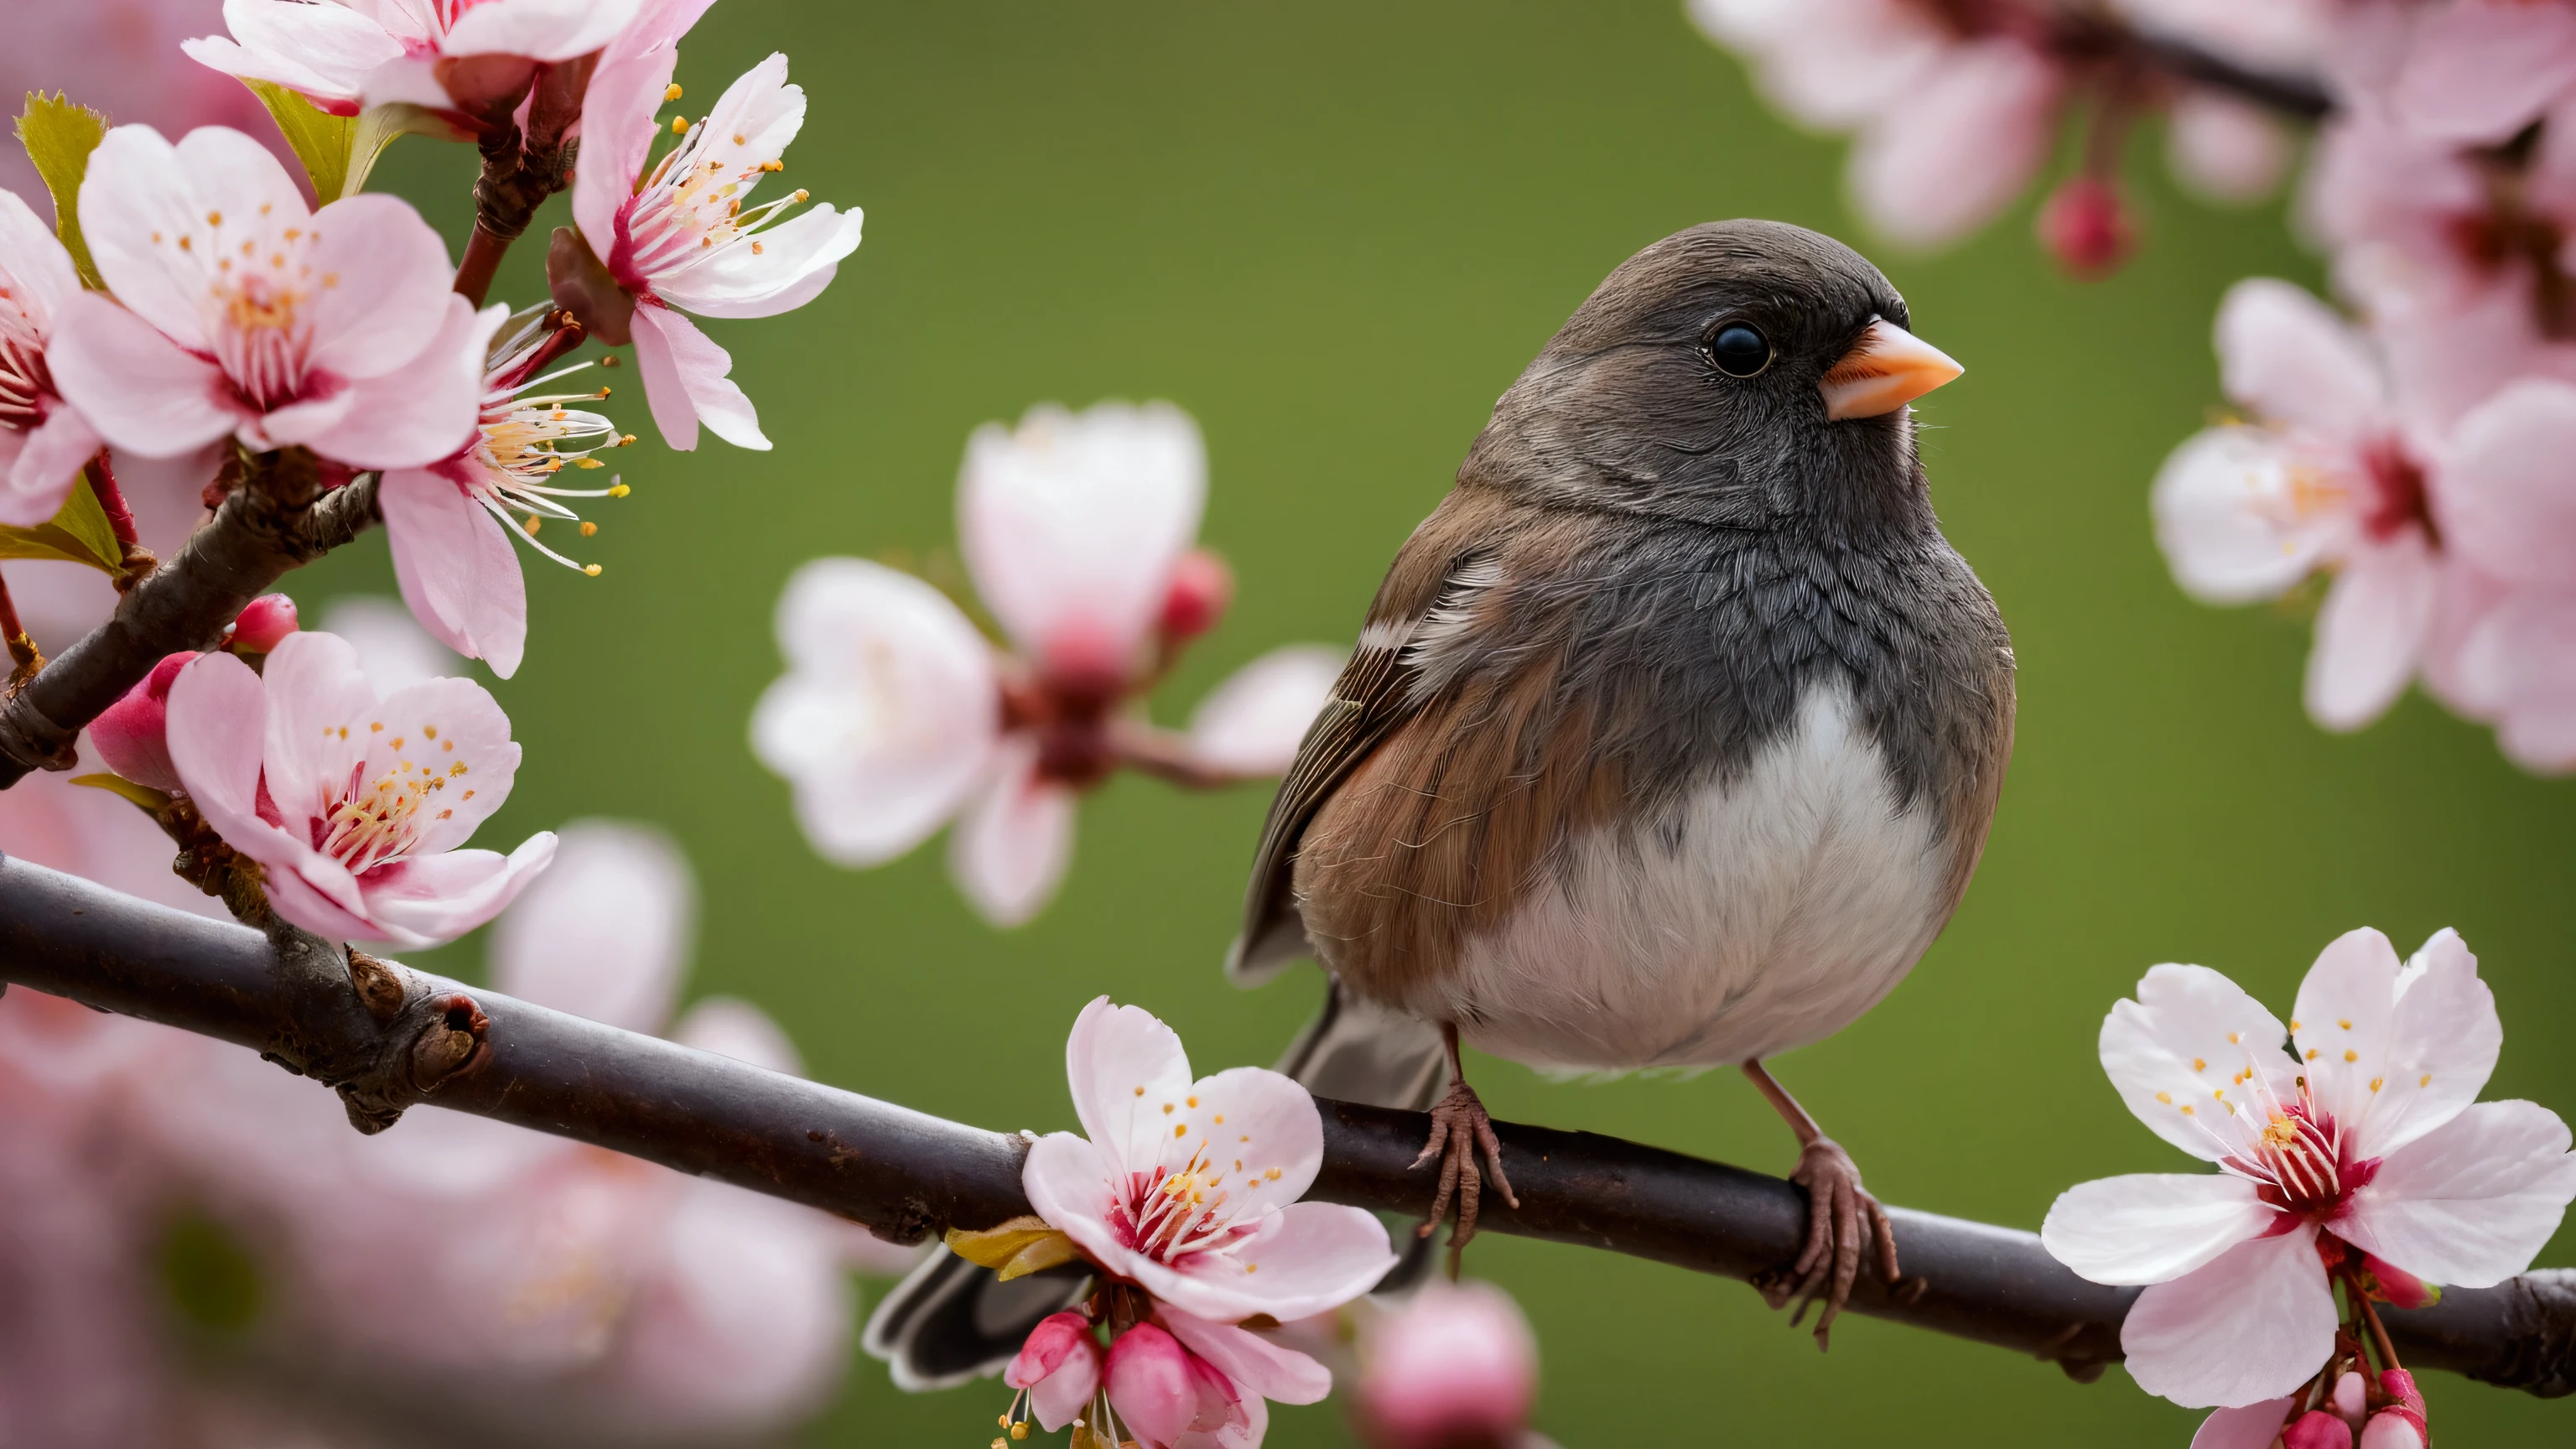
346;102;444;199
71;773;174;817
242;79;355;204
15;91;108;288
0;474;124;574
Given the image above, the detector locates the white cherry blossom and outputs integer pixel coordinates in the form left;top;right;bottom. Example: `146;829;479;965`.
2044;927;2576;1409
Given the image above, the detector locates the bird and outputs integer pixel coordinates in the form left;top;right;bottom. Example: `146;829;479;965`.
1227;217;2013;1341
863;218;2012;1380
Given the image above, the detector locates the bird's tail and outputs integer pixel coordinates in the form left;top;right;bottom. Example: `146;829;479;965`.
859;975;1450;1389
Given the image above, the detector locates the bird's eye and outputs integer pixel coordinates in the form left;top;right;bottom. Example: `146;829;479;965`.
1706;323;1771;377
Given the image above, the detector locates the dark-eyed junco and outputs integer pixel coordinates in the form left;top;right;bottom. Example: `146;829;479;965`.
863;221;2011;1383
1232;218;2014;1339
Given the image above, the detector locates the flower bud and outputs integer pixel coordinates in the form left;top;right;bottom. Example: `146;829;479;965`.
1158;549;1233;645
1006;1311;1103;1434
89;652;195;792
2355;1254;2440;1310
1037;618;1132;706
2281;1408;2354;1449
1104;1323;1238;1447
1358;1281;1539;1449
2359;1368;2428;1449
548;226;638;346
226;594;299;654
2329;1369;2367;1429
2037;175;2135;280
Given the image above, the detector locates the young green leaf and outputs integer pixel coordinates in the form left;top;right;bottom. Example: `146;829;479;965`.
242;78;356;204
0;475;127;574
14;91;109;288
70;773;176;817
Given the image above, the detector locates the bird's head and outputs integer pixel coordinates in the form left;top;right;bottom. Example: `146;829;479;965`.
1462;219;1963;538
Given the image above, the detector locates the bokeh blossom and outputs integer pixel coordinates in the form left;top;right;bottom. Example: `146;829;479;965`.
2044;927;2576;1409
184;0;643;128
752;401;1338;926
1356;1280;1543;1449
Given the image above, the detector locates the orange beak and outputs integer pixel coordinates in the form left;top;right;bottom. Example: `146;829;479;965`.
1820;319;1964;420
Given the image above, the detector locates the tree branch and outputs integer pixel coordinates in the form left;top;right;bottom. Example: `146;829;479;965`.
0;854;2566;1397
0;460;382;789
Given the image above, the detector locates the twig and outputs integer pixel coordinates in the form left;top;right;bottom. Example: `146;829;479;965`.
0;855;2567;1396
0;456;382;788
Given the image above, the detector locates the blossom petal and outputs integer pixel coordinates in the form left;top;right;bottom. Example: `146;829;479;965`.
653;204;863;319
2042;1173;2277;1285
489;820;692;1035
1161;1309;1333;1407
2149;426;2334;605
573;8;682;251
1187;646;1342;775
163;649;283;853
2289;927;2406;1131
382;464;528;677
2305;533;2436;732
630;304;768;450
2193;1399;2299;1449
2436;379;2576;589
2122;1227;2339;1409
2391;0;2576;145
260;852;393;941
1062;995;1195;1172
2099;963;2293;1163
1145;1201;1396;1325
297;297;498;469
255;630;380;831
958;401;1207;662
0;409;105;528
749;558;998;866
45;292;242;459
440;0;645;60
304;194;458;381
947;742;1075;928
2337;1100;2576;1289
356;833;558;948
2215;278;2384;441
79;125;250;350
2348;928;2500;1159
366;675;521;856
1845;39;2059;248
1023;1129;1130;1273
0;185;81;319
182;0;402;106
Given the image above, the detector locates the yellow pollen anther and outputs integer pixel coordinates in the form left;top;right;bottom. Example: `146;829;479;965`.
370;722;383;732
2421;1073;2433;1087
1187;1097;1198;1109
733;133;745;144
2155;1091;2173;1104
577;457;605;469
1244;1264;1258;1274
2339;1020;2352;1031
1175;1124;1187;1138
1161;1104;1173;1114
751;241;764;254
2193;1058;2206;1072
2344;1049;2359;1062
1012;1424;1029;1441
177;236;192;252
523;515;542;535
761;158;783;172
672;117;690;133
665;82;683;101
1213;1114;1223;1124
583;564;602;577
1265;1168;1281;1180
579;521;598;537
2306;1049;2320;1061
2290;1021;2302;1032
389;737;402;750
792;188;808;201
2181;1105;2196;1115
2371;1078;2384;1093
2228;1032;2241;1044
423;725;437;740
1133;1086;1144;1097
206;210;221;226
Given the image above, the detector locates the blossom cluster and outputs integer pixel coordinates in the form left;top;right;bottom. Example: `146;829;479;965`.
1695;0;2576;770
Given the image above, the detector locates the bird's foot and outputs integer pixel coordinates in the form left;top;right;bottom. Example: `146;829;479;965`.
1410;1078;1518;1258
1779;1137;1901;1351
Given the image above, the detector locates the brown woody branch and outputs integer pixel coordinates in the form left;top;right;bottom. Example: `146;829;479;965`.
0;854;2566;1396
0;456;381;789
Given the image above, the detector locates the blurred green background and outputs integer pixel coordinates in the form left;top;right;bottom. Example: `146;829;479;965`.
292;0;2576;1442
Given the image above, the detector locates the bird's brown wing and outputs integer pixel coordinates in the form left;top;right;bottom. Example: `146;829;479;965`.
1225;496;1506;985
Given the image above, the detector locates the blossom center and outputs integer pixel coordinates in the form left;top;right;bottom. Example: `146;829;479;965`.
2355;439;2432;543
309;727;469;875
2227;1097;2376;1221
0;288;55;430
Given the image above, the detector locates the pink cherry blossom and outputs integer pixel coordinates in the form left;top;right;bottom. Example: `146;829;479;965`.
0;185;106;527
1356;1280;1540;1449
162;629;557;946
47;124;497;473
998;998;1391;1448
226;591;300;652
564;16;862;450
2042;927;2576;1409
2150;279;2454;731
2423;379;2576;771
753;402;1337;927
1028;998;1395;1317
184;0;644;125
90;650;195;792
380;308;631;678
2382;0;2576;148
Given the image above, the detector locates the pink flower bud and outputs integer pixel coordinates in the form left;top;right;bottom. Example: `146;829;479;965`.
2329;1370;2367;1429
2282;1409;2354;1449
2037;176;2135;280
1104;1322;1239;1448
1037;617;1132;705
2356;1254;2441;1310
1158;548;1233;644
226;594;299;654
2358;1407;2426;1449
1005;1311;1103;1433
89;652;195;792
1358;1281;1539;1449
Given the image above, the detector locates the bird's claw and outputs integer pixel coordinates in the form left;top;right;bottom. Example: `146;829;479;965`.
1410;1078;1517;1261
1780;1137;1900;1351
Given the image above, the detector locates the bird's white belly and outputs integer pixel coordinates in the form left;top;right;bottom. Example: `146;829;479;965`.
1420;683;1952;1073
